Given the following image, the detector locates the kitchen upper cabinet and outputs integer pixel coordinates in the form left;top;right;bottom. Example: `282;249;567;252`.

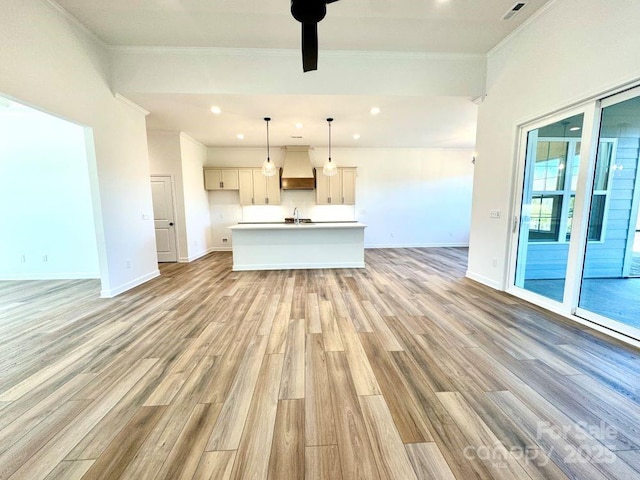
204;168;239;190
341;168;356;204
252;169;281;205
238;168;281;205
238;169;254;205
316;167;356;205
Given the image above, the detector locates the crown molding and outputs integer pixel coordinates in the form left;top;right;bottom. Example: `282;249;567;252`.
109;45;485;62
44;0;108;49
114;93;150;116
180;132;207;149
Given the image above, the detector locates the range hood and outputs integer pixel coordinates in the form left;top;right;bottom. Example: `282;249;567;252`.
280;146;316;190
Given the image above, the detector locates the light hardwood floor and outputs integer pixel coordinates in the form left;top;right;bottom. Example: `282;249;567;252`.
1;248;640;479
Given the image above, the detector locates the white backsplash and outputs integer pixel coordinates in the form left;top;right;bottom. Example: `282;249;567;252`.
241;190;356;223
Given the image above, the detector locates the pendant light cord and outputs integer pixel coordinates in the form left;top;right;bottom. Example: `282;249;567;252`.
327;117;333;163
265;117;271;163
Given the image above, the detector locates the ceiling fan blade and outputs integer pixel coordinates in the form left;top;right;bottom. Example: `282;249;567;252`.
301;22;318;72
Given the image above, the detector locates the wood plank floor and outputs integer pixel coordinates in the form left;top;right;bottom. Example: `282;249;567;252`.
1;248;640;479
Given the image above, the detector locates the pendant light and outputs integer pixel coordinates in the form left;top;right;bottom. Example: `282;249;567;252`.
262;117;277;177
323;117;337;176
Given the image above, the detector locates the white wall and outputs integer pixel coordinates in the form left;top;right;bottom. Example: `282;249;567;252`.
112;48;486;98
0;1;158;296
179;134;213;260
468;0;640;289
147;132;189;260
0;104;100;279
207;147;474;249
148;132;213;262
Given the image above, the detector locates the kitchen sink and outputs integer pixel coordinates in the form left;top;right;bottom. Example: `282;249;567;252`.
284;217;313;224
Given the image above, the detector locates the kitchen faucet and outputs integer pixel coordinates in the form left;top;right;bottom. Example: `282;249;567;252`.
293;207;300;225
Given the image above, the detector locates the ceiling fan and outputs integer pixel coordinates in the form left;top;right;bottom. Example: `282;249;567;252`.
291;0;340;72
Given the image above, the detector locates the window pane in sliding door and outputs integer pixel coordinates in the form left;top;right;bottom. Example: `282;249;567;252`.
515;114;584;302
579;95;640;329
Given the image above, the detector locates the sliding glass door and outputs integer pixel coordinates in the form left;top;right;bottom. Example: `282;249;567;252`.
577;92;640;336
514;113;584;303
510;87;640;341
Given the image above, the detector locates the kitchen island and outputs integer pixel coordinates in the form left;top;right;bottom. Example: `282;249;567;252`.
228;222;366;271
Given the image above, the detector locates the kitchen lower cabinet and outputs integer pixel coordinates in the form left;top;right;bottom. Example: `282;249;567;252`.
238;168;281;205
316;167;356;205
203;168;239;190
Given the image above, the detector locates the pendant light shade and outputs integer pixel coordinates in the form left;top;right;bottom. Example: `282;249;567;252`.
323;117;338;176
262;117;277;177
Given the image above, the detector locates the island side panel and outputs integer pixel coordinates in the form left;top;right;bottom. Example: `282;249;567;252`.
229;226;365;271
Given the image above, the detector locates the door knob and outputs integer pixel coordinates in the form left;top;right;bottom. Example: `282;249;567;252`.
169;222;174;226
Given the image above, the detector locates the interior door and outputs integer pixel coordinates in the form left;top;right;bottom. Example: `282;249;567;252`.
151;175;178;262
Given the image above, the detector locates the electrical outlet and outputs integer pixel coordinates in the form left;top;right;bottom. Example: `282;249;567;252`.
20;254;25;263
126;260;131;269
222;237;228;243
492;258;498;267
42;254;48;262
489;209;501;219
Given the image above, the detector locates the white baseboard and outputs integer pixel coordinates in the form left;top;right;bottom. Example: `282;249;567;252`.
100;269;160;298
211;246;232;252
0;272;101;280
365;243;469;249
465;270;502;290
187;247;212;262
233;262;366;271
178;247;218;263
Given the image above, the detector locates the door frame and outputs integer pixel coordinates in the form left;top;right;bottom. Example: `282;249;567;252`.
150;174;179;263
506;103;600;316
574;86;640;340
507;85;640;343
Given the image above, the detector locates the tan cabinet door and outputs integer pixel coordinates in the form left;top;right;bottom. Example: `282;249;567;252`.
221;169;239;190
238;169;254;205
341;168;356;205
266;173;281;205
252;169;268;205
328;173;342;204
204;168;223;190
316;174;330;205
315;168;356;205
204;168;239;190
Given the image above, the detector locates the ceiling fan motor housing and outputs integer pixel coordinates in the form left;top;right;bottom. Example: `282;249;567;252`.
291;0;327;23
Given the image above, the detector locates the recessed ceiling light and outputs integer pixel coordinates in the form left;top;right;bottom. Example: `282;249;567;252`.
353;133;361;140
370;107;381;115
295;122;303;129
236;133;244;140
210;106;221;114
569;126;581;131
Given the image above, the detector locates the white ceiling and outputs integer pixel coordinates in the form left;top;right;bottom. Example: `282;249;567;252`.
52;0;552;148
55;0;550;53
130;93;479;148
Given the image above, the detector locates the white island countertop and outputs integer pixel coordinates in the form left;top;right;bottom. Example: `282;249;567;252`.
229;221;367;230
228;221;367;271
